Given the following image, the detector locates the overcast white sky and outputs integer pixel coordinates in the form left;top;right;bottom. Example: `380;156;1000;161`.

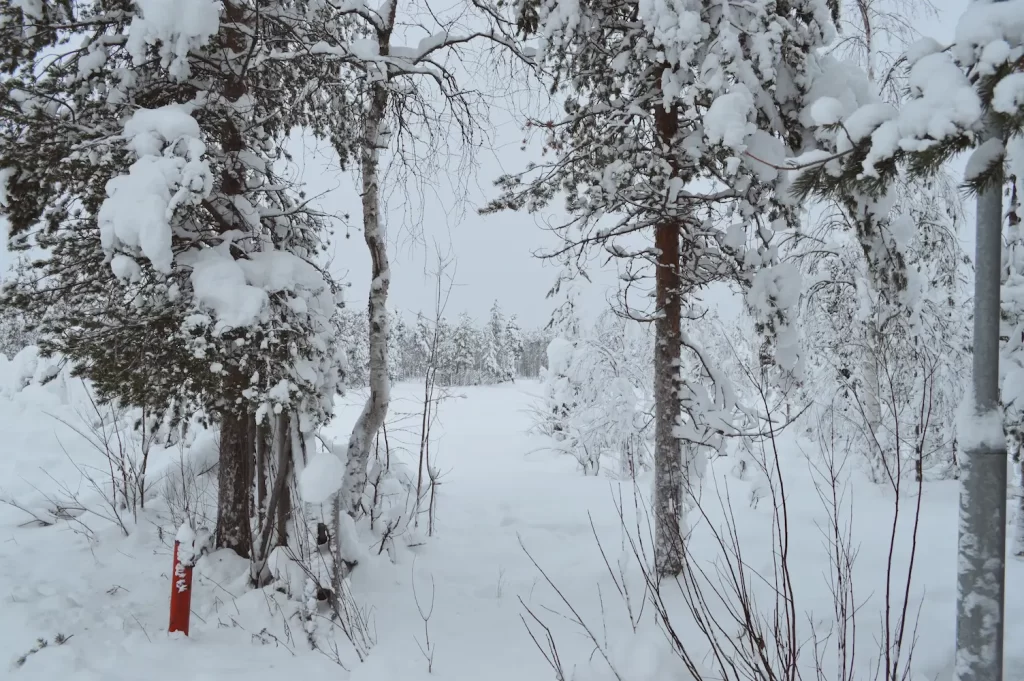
291;0;970;330
0;0;970;331
283;114;593;329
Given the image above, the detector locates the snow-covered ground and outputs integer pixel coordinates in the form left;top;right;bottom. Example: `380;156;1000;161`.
2;374;1023;681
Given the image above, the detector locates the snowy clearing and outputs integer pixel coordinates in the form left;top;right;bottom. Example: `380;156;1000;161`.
2;378;1022;681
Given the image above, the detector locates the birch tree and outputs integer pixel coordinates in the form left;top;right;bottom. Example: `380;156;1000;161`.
1004;183;1024;554
285;4;530;575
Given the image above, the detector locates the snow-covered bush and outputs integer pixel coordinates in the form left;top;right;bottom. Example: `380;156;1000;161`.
1;345;62;397
540;314;653;476
163;428;220;531
542;336;578;440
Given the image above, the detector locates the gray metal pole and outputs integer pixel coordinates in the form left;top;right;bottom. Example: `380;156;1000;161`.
954;116;1007;681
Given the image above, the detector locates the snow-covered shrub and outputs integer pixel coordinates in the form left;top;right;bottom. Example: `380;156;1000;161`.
162;428;220;531
542;336;578;441
1;345;57;396
0;308;37;360
540;314;653;476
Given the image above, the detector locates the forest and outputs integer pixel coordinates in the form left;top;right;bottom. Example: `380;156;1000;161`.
0;0;1022;680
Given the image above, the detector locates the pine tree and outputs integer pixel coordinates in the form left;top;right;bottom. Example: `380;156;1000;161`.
485;300;508;382
488;0;834;577
519;328;552;378
340;308;371;387
434;316;455;385
387;310;407;382
478;301;506;383
0;0;350;559
480;329;502;384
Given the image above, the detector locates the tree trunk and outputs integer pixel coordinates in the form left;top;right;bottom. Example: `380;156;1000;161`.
653;217;685;578
1012;441;1024;557
651;97;685;579
212;0;254;561
337;80;392;516
953;120;1006;681
255;416;268;531
863;331;884;479
270;413;292;551
250;413;292;585
216;406;253;558
335;15;396;583
1006;182;1024;556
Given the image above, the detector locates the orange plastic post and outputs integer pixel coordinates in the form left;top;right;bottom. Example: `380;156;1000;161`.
168;539;193;635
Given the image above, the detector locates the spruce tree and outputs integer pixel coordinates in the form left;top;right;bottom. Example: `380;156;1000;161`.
452;312;480;384
503;314;524;381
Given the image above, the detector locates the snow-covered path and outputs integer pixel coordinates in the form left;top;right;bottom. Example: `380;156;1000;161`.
327;381;632;681
0;381;630;680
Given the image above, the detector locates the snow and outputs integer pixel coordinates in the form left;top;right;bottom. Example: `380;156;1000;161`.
955;393;1006;452
953;0;1024;67
99;106;212;275
239;250;334;313
350;38;381;59
906;37;944;66
11;0;44;20
860;51;983;176
705;86;756;152
0;167;15;208
187;249;269;331
99;157;182;274
742;130;786;182
122;105;203;157
2;379;1022;681
176;521;196;545
842;102;898;145
178;245;339;333
126;0;222;80
298;451;346;504
809;96;846;126
110;254;142;283
994;73;1024;114
964;137;1005;183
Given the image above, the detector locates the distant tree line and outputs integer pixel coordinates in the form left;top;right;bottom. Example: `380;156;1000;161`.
338;300;550;387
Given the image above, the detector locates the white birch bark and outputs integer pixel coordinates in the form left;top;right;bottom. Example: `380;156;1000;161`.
1004;186;1024;556
337;78;392;519
332;10;396;588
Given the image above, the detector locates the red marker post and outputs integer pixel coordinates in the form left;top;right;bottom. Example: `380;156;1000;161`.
169;524;197;635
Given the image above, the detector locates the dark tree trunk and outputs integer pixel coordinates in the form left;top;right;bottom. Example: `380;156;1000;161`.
255;416;268;529
216;406;253;558
275;413;292;549
212;0;254;561
652;99;685;579
653;217;684;578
